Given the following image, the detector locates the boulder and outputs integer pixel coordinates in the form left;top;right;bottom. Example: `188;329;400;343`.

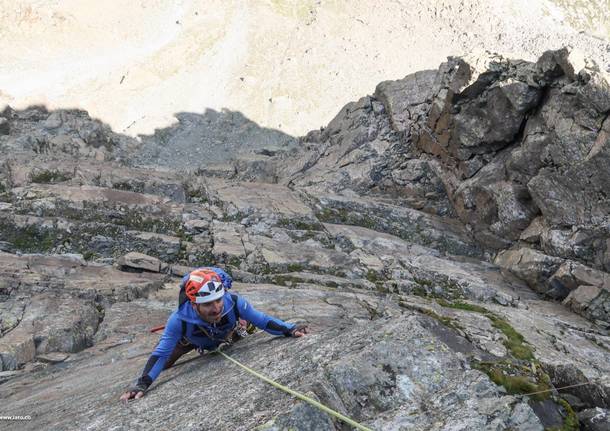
417;54;540;163
495;247;564;295
549;261;610;294
540;226;610;272
545;363;610;410
117;252;163;273
0;330;35;371
28;295;101;354
520;217;545;243
0;294;100;367
563;285;610;327
554;48;587;80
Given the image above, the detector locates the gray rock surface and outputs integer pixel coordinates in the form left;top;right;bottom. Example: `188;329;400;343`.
1;48;610;430
2;284;553;431
244;47;610;325
578;408;610;431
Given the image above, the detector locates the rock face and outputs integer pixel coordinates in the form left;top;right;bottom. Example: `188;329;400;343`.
412;50;610;313
260;47;610;327
0;253;167;372
0;48;609;430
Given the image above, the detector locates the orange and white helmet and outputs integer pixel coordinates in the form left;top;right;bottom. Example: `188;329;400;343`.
184;269;224;304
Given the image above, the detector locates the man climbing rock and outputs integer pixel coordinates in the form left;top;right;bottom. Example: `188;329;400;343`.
120;268;308;401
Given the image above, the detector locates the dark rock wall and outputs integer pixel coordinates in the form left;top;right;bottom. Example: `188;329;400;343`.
269;48;610;325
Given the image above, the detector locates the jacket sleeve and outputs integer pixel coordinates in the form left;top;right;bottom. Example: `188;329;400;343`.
133;313;182;391
236;296;296;337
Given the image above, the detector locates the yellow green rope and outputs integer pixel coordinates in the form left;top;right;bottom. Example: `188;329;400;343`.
215;350;374;431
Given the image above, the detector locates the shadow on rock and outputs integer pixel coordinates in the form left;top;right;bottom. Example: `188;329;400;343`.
133;108;298;168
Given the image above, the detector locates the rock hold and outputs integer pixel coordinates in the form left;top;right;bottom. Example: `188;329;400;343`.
117;252;164;273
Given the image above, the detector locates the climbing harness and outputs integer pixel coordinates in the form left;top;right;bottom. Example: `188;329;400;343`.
214;349;374;431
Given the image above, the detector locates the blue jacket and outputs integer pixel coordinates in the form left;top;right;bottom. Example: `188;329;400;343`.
135;292;295;389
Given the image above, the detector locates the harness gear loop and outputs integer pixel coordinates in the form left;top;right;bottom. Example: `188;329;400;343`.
215;350;374;431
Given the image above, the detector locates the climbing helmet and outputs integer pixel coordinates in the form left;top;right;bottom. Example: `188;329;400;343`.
184;269;224;304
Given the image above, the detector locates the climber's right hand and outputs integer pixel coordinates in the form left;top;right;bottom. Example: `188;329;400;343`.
120;388;145;402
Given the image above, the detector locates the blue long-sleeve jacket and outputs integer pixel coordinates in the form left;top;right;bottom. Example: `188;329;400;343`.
135;292;295;390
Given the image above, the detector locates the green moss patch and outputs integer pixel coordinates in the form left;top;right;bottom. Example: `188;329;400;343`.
413;276;433;287
112;181;144;193
315;207;378;230
184;183;208;203
225;255;242;268
366;269;381;283
82;250;100;261
0;222;58;252
398;300;463;332
435;299;488;314
24;200;183;235
552;399;579;431
487;314;534;361
0;182;9;202
30;170;71;184
472;361;552;402
424;309;463;332
287;263;304;272
316;207;348;223
436;300;534;361
269;274;303;287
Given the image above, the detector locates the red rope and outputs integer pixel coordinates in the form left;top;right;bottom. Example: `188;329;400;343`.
149;325;166;333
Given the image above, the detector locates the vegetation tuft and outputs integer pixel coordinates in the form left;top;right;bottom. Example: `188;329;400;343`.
30;170;70;184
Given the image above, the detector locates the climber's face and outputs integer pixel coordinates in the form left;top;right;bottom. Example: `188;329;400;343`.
193;298;224;323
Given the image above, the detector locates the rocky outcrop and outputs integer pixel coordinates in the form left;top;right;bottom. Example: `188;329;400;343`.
1;48;610;430
256;47;610;326
0;252;167;371
3;282;609;431
0;106;138;163
404;49;610;266
494;248;565;297
410;49;610;321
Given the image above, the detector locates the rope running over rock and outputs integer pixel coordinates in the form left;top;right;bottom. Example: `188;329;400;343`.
216;350;374;431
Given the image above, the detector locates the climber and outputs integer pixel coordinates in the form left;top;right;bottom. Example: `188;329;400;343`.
119;268;308;401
